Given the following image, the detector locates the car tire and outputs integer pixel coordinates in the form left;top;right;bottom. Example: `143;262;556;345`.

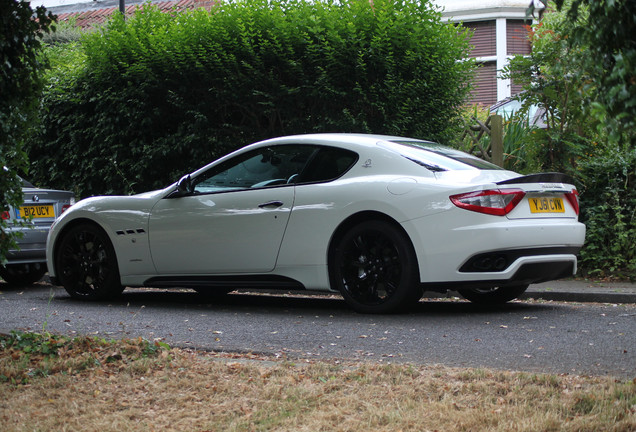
457;284;529;305
0;263;46;286
331;220;422;314
55;223;124;300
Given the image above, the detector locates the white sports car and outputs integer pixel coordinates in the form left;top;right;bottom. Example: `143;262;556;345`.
46;134;585;313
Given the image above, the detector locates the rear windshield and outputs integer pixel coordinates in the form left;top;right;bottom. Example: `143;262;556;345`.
382;140;504;171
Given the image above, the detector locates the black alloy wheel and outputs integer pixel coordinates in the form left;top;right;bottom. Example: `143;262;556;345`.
0;263;46;286
332;220;421;313
457;284;529;305
55;224;123;300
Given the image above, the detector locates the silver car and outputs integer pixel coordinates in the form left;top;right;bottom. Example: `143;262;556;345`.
1;178;75;286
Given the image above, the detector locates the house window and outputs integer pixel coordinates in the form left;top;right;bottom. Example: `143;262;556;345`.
464;21;496;57
507;20;531;55
468;62;497;106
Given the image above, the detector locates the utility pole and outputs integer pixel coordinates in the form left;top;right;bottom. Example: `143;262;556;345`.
119;0;125;15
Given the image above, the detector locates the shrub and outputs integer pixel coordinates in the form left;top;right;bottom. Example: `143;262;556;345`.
1;1;55;263
28;0;473;197
577;148;636;279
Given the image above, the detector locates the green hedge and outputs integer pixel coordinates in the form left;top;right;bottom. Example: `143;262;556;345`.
577;149;636;278
27;0;473;197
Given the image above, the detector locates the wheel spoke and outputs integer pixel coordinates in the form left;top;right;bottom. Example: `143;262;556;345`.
351;235;370;255
56;225;121;299
339;229;403;306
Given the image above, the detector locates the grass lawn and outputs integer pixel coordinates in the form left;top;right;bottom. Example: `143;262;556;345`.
1;332;634;431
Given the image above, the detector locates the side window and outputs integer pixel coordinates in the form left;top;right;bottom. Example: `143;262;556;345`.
297;147;358;184
193;145;316;194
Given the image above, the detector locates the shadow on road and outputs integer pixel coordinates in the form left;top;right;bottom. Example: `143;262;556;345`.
46;286;558;317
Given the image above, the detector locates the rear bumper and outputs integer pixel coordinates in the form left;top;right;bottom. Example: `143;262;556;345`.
401;210;585;285
423;259;575;292
4;226;49;265
458;246;581;273
4;243;47;264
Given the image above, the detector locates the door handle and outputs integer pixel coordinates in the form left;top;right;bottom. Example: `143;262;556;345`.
258;200;284;209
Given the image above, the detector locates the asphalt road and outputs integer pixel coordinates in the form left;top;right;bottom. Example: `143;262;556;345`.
1;282;635;379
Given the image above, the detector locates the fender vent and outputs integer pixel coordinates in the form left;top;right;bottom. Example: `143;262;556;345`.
116;228;146;236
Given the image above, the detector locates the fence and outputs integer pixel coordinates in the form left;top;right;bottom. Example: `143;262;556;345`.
460;114;503;167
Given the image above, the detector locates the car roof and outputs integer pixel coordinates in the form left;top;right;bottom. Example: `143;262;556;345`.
188;133;437;179
259;133;433;148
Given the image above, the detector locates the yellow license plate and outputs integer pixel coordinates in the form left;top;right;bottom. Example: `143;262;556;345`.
529;197;565;213
19;205;55;218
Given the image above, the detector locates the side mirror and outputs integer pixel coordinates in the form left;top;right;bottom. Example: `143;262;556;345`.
170;174;192;198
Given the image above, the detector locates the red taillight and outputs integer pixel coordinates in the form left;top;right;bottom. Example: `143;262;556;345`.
61;204;71;214
450;189;526;216
1;211;9;220
564;189;580;215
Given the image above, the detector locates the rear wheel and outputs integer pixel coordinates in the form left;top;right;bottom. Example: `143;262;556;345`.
458;284;529;305
0;263;46;286
331;220;421;313
55;224;123;300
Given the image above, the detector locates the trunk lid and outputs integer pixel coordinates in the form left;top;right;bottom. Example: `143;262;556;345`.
496;173;579;219
14;188;75;226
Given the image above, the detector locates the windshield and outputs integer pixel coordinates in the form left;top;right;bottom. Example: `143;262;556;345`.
382;140;504;171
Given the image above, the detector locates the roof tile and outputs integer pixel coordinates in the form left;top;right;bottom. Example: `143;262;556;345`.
56;0;217;28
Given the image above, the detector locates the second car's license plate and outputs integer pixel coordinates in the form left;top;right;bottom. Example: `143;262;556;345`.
18;205;55;218
529;197;565;213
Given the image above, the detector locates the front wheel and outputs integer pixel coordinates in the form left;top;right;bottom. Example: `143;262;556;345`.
331;220;421;314
0;263;46;286
55;224;124;300
457;284;529;305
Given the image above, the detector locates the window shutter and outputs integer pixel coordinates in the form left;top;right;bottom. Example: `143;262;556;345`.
464;21;496;57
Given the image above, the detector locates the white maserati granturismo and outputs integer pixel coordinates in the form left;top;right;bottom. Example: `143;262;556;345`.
46;134;585;313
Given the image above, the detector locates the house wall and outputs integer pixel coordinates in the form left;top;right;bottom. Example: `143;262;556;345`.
435;0;539;106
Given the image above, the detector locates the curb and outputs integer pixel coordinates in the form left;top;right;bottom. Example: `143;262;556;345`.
421;280;636;304
521;280;636;304
521;291;636;304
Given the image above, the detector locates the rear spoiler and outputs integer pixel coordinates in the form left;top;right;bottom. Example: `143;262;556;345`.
496;172;575;186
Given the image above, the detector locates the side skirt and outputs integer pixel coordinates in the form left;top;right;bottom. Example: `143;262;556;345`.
143;274;305;290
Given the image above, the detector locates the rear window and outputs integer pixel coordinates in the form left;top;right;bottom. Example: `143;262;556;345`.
297;147;358;183
382;140;504;171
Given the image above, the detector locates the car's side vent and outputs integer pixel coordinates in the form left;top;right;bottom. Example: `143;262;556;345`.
116;228;146;236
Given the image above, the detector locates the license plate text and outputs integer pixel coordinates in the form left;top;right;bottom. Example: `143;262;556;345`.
18;205;55;219
529;197;565;213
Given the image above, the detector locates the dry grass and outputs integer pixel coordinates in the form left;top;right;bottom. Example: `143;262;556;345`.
0;333;634;432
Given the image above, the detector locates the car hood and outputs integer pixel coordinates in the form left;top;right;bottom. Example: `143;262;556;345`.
56;188;166;224
133;187;171;199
